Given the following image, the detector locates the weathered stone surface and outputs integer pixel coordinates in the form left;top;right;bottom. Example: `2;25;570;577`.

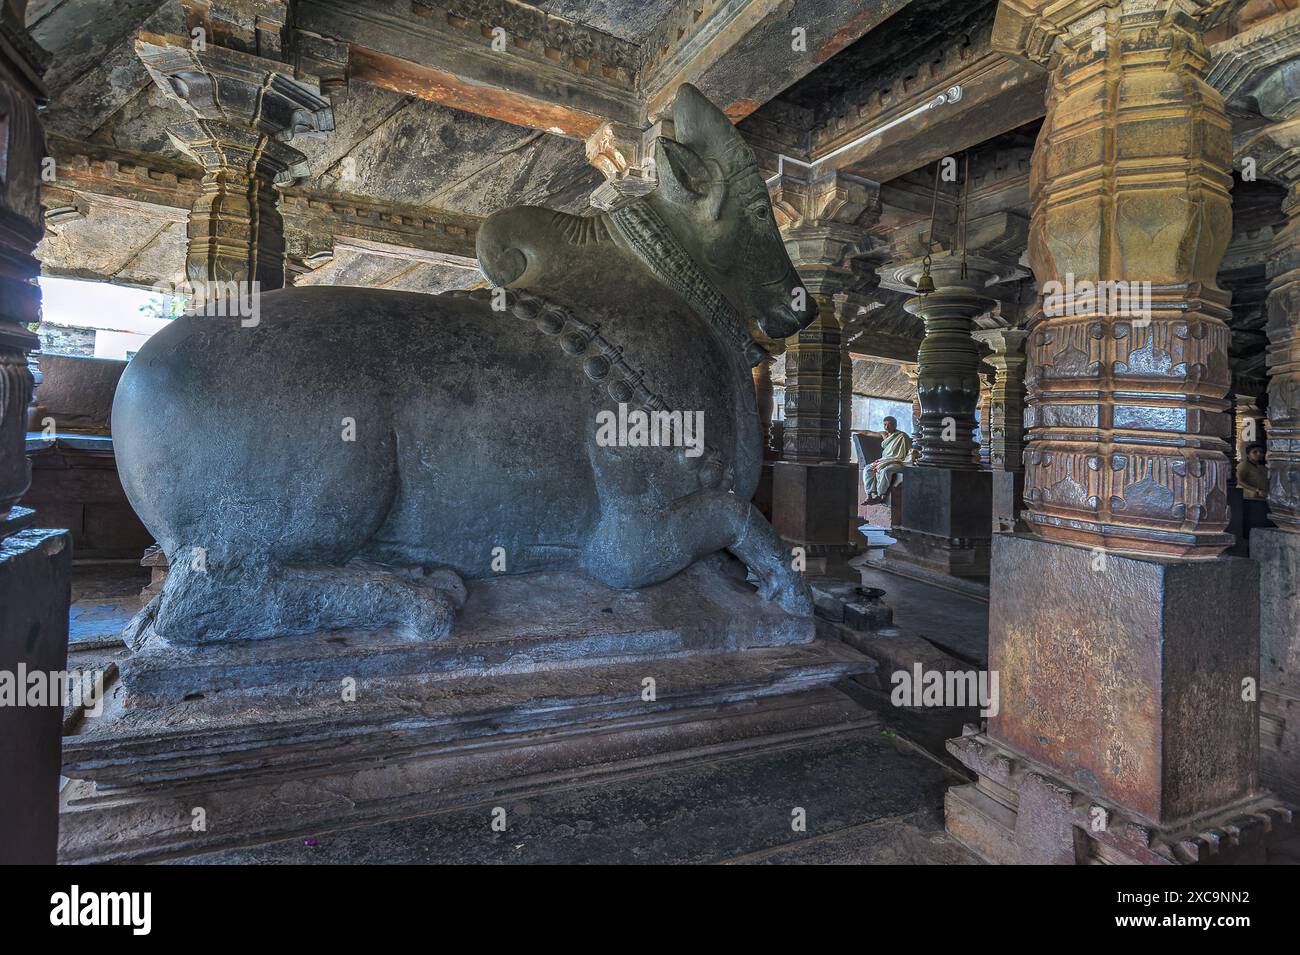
771;461;858;547
947;728;1294;865
27;354;125;434
877;467;992;580
1253;528;1300;803
987;533;1259;826
165;731;973;865
61;637;869;862
0;527;72;864
112;85;817;648
119;562;815;703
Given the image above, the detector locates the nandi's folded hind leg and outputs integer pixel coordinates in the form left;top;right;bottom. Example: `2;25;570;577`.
125;556;466;649
583;491;813;616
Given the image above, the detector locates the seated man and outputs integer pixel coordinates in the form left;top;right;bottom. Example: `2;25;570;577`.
862;416;913;505
1238;443;1269;501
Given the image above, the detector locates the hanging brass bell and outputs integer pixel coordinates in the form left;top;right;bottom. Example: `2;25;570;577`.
915;268;935;295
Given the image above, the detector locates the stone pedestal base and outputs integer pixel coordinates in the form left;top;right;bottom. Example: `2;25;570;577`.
58;564;870;863
991;471;1024;534
1252;528;1300;803
0;517;72;864
947;730;1294;864
876;468;991;580
944;533;1291;863
771;461;857;548
986;533;1260;823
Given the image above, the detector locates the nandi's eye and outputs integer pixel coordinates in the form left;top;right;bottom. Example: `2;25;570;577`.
751;204;770;221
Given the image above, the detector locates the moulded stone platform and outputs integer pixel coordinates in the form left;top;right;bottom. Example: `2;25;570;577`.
120;561;813;704
58;565;871;863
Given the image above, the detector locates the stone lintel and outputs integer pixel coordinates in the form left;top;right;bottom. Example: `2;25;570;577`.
641;0;909;125
298;0;640;137
809;50;1047;184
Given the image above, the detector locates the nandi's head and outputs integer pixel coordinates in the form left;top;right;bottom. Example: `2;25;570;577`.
476;84;815;342
645;84;816;340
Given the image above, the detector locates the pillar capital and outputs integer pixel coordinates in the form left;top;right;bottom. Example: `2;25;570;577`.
585;118;670;212
136;32;333;145
995;0;1231;70
135;31;334;290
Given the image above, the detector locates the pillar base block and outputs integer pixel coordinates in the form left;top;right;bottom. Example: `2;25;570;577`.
771;461;857;548
0;526;71;864
875;468;992;580
946;730;1295;864
991;470;1024;534
988;533;1260;825
1252;528;1300;804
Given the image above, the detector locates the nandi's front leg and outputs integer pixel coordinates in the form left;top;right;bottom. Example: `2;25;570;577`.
583;492;812;615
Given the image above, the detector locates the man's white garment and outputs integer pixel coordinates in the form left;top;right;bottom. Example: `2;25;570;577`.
866;430;912;498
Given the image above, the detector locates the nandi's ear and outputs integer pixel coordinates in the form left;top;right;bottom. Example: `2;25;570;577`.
655;136;726;222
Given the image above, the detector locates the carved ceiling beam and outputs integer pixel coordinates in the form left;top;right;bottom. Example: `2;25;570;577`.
38;138;483;269
806;23;1046;183
641;0;911;125
278;192;481;261
296;0;640;138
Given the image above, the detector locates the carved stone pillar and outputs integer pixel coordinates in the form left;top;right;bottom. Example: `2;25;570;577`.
974;327;1029;532
865;253;1021;582
841;345;855;465
944;1;1291;866
973;328;1028;472
768;170;878;552
892;255;998;471
903;364;922;460
135;33;333;293
782;293;850;463
1212;6;1300;807
750;346;779;521
976;369;994;468
752;355;776;454
0;6;71;865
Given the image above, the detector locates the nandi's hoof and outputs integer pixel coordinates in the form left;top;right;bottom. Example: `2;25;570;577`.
395;568;466;640
774;578;814;617
755;572;813;617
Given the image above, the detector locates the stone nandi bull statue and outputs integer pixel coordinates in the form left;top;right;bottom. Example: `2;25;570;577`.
113;84;816;647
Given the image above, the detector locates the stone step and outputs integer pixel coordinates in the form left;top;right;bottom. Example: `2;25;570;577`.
60;640;874;863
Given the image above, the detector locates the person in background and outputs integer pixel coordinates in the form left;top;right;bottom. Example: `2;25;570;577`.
863;416;912;505
1238;443;1269;501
